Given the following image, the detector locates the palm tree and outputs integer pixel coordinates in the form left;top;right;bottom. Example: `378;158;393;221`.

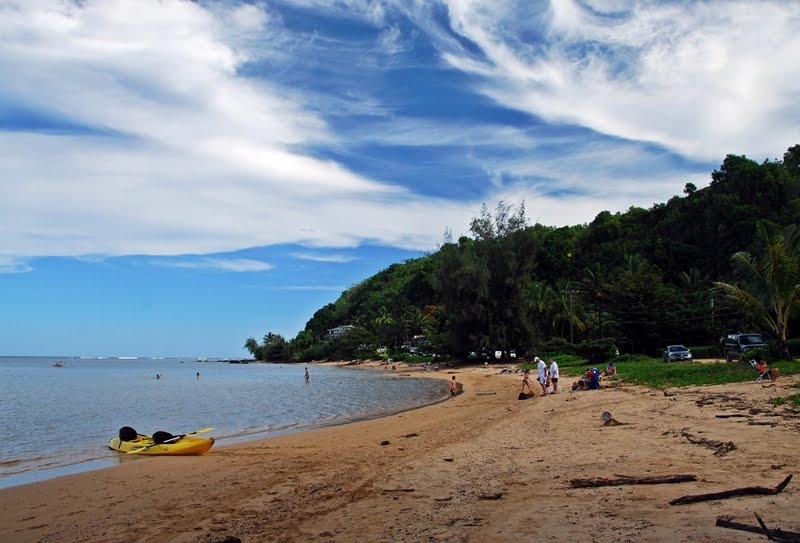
714;221;800;357
374;307;395;351
244;337;261;359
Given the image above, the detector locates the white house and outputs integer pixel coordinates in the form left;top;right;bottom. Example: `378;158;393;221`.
327;325;355;338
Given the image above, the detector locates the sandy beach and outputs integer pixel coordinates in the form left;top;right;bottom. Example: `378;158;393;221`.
1;363;799;543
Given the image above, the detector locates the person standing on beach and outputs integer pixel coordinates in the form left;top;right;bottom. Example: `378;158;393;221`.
548;359;559;393
521;369;534;395
536;357;548;396
449;375;459;399
196;372;200;380
305;367;310;382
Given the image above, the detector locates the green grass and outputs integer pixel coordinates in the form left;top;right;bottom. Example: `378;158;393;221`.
772;393;800;407
617;357;800;388
518;354;586;373
523;352;800;388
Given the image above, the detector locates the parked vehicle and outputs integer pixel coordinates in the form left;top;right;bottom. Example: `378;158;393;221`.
722;332;767;362
662;345;692;363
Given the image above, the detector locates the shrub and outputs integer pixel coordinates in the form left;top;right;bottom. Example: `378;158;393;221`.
787;338;800;357
574;338;618;365
689;345;721;359
535;337;575;357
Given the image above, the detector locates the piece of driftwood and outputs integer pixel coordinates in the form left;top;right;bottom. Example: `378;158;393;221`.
478;492;503;500
716;514;800;542
670;474;793;506
681;431;737;456
570;474;697;488
715;413;749;418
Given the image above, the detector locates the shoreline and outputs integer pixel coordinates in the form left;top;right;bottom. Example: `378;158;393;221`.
2;364;799;542
0;360;449;491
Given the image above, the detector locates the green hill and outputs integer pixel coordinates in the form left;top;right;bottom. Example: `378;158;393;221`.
247;145;800;362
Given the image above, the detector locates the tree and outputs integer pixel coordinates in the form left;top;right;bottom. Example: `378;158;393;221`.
714;220;800;357
684;182;697;196
260;332;289;361
244;337;261;359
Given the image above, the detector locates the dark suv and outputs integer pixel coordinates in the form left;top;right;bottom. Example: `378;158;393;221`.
722;333;767;362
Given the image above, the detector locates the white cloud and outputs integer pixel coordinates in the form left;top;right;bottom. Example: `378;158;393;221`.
0;0;437;260
0;256;34;274
1;0;789;266
291;252;357;263
438;0;800;160
155;258;274;272
280;285;347;291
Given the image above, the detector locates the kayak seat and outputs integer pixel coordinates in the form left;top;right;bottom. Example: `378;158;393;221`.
152;431;175;444
119;426;138;442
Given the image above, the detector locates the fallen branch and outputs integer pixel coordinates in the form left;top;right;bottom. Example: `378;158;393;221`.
681;431;737;456
670;474;792;506
478;492;503;500
716;514;800;542
715;413;749;419
755;513;773;540
571;474;697;489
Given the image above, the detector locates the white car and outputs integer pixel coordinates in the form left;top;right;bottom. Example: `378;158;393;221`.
663;345;692;362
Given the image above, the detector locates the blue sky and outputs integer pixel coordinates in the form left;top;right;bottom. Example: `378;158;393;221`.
1;0;798;357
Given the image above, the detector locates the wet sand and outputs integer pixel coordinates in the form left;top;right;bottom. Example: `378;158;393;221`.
1;364;799;542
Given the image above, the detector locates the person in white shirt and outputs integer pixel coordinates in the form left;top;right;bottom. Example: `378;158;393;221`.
536;357;548;396
548;359;559;393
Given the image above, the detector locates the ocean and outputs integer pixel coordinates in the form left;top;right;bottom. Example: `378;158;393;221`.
0;356;449;489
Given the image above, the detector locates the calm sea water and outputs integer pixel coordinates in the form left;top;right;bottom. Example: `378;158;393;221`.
0;357;448;489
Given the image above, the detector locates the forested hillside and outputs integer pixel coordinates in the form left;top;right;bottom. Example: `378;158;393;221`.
247;145;800;361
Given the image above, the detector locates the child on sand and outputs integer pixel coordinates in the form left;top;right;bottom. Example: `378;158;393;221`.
450;376;460;399
521;369;534;395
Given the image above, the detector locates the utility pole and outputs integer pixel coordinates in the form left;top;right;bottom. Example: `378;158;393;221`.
711;297;715;329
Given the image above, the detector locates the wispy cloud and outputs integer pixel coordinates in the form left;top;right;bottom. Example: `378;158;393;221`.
0;257;33;274
155;258;274;272
280;285;346;291
291;252;357;263
433;0;800;160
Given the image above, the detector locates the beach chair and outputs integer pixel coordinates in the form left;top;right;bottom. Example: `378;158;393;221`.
750;359;771;382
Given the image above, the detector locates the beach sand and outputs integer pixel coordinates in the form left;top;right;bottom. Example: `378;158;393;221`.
1;363;799;542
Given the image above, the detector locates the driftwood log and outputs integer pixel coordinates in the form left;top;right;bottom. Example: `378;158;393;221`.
570;474;697;488
670;474;792;506
716;514;800;542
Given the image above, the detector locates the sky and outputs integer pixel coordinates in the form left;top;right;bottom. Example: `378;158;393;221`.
1;0;798;357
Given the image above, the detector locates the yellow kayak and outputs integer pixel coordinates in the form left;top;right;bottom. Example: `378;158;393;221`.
108;427;215;455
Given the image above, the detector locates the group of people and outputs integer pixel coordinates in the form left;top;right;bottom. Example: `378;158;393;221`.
521;357;560;396
572;367;601;391
519;358;618;395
